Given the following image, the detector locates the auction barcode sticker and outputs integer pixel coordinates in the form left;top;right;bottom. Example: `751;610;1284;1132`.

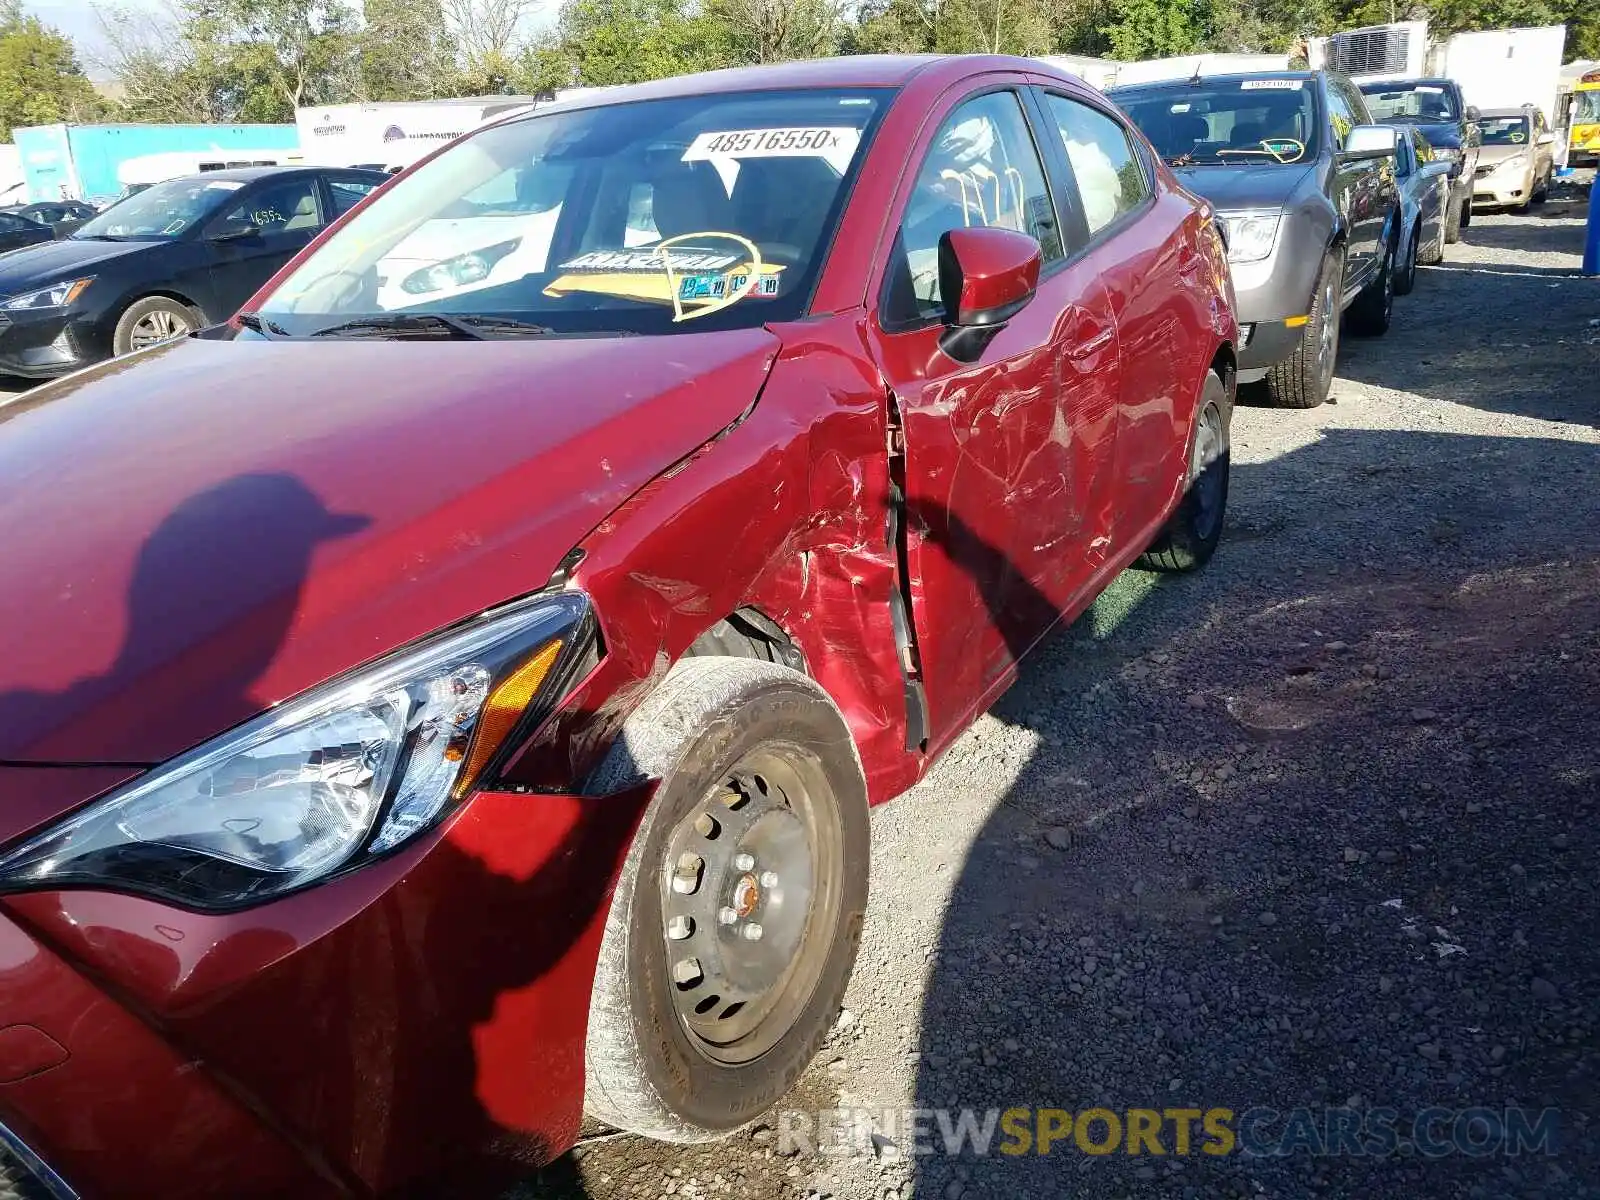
684;127;861;173
1240;79;1303;90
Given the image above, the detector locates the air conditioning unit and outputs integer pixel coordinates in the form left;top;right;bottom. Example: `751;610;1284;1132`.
1324;21;1429;79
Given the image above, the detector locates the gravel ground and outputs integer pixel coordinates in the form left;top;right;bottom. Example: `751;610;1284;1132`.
508;187;1600;1200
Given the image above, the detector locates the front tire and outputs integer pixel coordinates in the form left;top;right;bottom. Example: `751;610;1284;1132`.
1264;248;1342;409
583;658;869;1142
1138;370;1230;572
113;296;199;357
1444;196;1463;243
1394;221;1420;295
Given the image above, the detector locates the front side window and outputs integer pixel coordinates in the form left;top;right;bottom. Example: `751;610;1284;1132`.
1045;94;1148;236
886;91;1061;324
71;176;243;241
1575;90;1600;123
1324;81;1358;147
0;213;32;232
217;179;322;235
1114;79;1320;165
259;88;890;337
1480;117;1532;145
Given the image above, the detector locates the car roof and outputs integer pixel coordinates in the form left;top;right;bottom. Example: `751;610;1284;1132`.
157;165;382;184
1108;69;1320;93
1358;77;1454;90
501;54;1049;115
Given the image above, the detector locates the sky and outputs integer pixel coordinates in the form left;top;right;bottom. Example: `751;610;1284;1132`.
24;0;127;77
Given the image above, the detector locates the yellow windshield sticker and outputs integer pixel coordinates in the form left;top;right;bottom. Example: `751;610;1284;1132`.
544;232;780;322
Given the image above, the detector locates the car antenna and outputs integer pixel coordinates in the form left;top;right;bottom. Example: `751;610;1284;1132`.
1189;58;1204;85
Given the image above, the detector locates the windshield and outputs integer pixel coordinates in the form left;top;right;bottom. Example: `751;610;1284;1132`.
72;176;241;240
1359;82;1458;122
259;88;889;337
1574;89;1600;124
1113;80;1319;164
1480;116;1531;146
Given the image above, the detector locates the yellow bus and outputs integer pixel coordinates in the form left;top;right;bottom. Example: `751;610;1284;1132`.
1570;68;1600;167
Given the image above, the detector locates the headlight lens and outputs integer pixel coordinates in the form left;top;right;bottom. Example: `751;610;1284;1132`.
1219;212;1281;264
1;278;92;311
401;239;520;295
1498;152;1529;170
0;592;589;910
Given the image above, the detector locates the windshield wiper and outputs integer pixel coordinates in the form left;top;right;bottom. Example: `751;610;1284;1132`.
309;313;559;340
236;311;289;337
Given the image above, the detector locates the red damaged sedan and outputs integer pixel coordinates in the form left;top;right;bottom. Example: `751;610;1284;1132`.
0;55;1235;1197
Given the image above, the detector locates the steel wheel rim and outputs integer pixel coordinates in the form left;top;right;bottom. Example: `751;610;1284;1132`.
659;745;842;1065
130;308;191;351
1190;403;1226;542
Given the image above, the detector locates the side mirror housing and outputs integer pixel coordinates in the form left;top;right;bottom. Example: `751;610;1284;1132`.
936;226;1041;361
1465;105;1481;123
209;221;261;242
1341;124;1400;161
1537;132;1556;147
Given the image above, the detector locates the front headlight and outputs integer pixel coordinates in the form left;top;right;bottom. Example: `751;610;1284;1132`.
1219;212;1282;264
1;278;93;311
0;592;591;911
1497;152;1529;171
402;239;521;295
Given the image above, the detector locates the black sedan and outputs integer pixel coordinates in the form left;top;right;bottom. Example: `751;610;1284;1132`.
0;166;387;378
2;200;100;238
0;210;56;256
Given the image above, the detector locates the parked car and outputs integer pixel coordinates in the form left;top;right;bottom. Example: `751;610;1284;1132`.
0;55;1236;1199
1471;106;1557;210
1357;77;1480;242
1391;127;1454;294
1;200;100;238
0;210;54;256
0;165;386;378
1110;69;1402;410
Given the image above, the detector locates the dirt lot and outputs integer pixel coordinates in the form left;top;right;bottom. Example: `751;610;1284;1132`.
506;191;1600;1200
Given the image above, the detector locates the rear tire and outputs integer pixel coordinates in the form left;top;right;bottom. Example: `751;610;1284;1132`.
1346;229;1395;337
1138;371;1230;573
1263;249;1342;410
1394;221;1420;295
1420;211;1447;265
1444;196;1463;243
582;658;869;1142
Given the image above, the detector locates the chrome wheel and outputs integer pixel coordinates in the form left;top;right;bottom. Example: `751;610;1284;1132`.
1316;269;1340;384
129;307;192;351
1190;403;1227;543
659;746;841;1065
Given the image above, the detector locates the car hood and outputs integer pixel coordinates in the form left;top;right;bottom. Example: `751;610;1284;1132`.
0;330;778;764
0;236;152;296
1478;144;1528;166
1169;163;1316;212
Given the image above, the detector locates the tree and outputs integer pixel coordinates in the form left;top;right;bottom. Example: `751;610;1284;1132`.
212;0;361;116
551;0;737;86
0;0;106;138
361;0;460;99
705;0;845;62
442;0;540;88
93;0;237;123
1101;0;1203;58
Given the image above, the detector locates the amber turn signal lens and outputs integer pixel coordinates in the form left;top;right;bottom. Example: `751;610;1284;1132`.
453;639;564;797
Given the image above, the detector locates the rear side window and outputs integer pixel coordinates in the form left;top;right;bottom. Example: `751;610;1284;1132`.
1043;94;1149;237
885;90;1062;324
329;178;380;216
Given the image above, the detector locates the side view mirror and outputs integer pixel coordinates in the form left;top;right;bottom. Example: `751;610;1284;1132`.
1465;105;1481;122
209;221;261;242
1341;124;1399;161
1537;132;1556;147
936;226;1041;362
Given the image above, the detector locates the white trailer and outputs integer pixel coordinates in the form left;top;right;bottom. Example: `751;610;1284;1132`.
1432;26;1567;125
